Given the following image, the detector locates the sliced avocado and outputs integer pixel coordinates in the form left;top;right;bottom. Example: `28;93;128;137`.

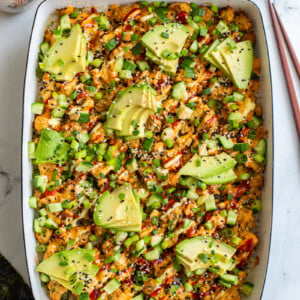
176;237;237;272
106;84;156;131
142;23;190;58
179;152;237;179
50;264;99;293
36;249;96;280
93;184;141;230
221;40;253;89
34;128;70;164
54;34;87;81
200;168;237;185
41;24;86;81
146;49;178;75
177;255;209;272
202;39;220;67
117;107;144;136
142;23;190;75
210;37;234;77
206;239;237;262
176;236;212;263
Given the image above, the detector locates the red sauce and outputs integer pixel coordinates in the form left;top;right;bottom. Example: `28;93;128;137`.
123;8;141;21
91;7;97;14
176;11;188;24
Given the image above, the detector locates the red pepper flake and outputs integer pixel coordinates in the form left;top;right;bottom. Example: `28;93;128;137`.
91;7;97;14
176;11;188;24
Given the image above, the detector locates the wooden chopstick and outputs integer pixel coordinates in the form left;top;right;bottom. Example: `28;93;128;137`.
268;0;300;138
272;3;300;78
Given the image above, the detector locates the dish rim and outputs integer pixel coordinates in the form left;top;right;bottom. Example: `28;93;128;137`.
21;1;274;299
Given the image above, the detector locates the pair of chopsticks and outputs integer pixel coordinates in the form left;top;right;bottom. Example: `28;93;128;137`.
268;0;300;139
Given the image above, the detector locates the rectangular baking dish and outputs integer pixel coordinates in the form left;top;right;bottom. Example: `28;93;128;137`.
22;0;273;299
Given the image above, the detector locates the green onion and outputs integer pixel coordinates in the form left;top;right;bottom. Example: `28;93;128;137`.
142;138;154;152
236;153;248;163
104;38;118;51
233;143;250;152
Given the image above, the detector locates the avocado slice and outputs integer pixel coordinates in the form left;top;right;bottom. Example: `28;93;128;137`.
41;24;86;81
54;35;87;81
179;152;237;179
146;49;178;76
36;249;96;281
142;23;190;58
177;255;209;272
93;184;142;230
221;40;253;89
209;37;234;77
106;85;156;131
200;168;237;185
117;107;144;137
142;23;190;75
176;237;237;272
202;39;220;67
50;264;99;293
34;128;70;164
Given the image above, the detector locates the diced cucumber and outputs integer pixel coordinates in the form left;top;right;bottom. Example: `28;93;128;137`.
40;273;50;283
190;40;199;53
39;208;47;217
77;132;90;144
144;248;160;261
33;175;48;193
146;194;162;209
253;153;265;164
161;127;174;142
28;196;37;209
219;273;239;285
31;102;44;115
205;195;216;211
87;49;94;63
185;176;198;191
92;58;103;68
251;115;262;127
254;138;267;156
114;231;128;243
75;162;94;173
218;136;234;149
177;105;193;120
125;158;138;172
227;209;238;225
60;14;71;30
44;218;58;229
216;20;230;34
28;142;36;159
114;57;124;72
241;282;254;296
251;199;262;213
154;167;169;180
47;202;63;213
58;95;69;108
137;60;150;71
94;15;110;30
103;278;121;295
228;112;243;123
186;189;199;200
33;219;42;233
233;92;245;102
40;42;49;55
150;235;164;247
231;237;241;247
172;81;187;100
51;107;66;118
119;69;132;79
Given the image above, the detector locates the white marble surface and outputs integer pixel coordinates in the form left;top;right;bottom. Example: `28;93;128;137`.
0;0;299;298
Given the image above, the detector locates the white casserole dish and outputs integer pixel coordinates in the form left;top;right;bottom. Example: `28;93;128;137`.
22;0;273;299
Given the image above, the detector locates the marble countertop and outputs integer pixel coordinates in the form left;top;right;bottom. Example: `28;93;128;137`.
0;0;299;298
